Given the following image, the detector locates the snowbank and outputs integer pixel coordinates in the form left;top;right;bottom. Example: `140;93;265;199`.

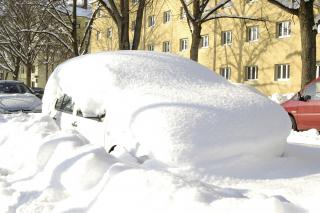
270;93;295;104
42;51;291;170
0;114;305;213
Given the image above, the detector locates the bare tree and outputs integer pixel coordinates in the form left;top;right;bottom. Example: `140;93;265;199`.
268;0;317;88
179;0;265;61
45;0;100;56
0;0;51;86
98;0;147;50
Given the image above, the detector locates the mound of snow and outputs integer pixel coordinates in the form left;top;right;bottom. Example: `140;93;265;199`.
42;51;291;169
0;114;308;213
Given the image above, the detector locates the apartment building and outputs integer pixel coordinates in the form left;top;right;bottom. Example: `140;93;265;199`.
90;0;320;95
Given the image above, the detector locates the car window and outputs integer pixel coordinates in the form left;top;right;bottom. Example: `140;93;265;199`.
18;84;32;93
303;82;320;100
76;109;105;122
303;83;316;99
4;84;20;94
55;95;74;114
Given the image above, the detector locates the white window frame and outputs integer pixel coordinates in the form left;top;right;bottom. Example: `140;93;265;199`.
220;67;231;80
245;66;258;81
106;28;112;38
147;44;154;51
163;41;170;52
275;64;290;81
179;38;188;51
163;10;171;23
200;35;209;48
180;7;186;19
131;20;136;31
316;63;320;78
96;31;101;40
278;21;291;38
247;26;259;42
148;15;155;27
222;31;232;45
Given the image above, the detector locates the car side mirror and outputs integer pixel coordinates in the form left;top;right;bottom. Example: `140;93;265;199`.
300;94;311;102
304;95;312;101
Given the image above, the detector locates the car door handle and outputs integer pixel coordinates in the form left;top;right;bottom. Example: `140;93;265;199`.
71;121;78;127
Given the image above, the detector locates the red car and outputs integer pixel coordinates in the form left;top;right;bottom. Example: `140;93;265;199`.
282;78;320;131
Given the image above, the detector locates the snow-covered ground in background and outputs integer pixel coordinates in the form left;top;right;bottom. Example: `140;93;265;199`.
0;113;319;213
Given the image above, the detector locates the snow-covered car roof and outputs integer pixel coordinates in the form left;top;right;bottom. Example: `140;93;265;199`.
43;51;290;168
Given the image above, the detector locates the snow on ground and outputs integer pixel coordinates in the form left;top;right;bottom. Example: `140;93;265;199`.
0;113;319;213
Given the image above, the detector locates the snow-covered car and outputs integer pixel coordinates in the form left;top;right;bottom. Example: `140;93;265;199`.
42;51;290;167
0;80;42;113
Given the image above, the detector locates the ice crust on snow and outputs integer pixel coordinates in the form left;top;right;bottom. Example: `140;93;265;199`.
42;51;291;169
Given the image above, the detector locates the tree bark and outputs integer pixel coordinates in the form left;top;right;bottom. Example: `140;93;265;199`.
190;24;202;61
13;57;21;81
117;0;130;50
72;0;79;56
132;0;146;50
25;63;32;87
299;0;317;87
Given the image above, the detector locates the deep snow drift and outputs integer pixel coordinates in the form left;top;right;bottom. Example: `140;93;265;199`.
0;113;315;213
42;51;291;170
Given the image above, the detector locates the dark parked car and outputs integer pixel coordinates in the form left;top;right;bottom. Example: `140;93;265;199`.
31;87;44;99
0;80;42;113
282;77;320;131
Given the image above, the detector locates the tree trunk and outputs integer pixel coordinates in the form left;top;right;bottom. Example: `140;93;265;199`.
72;0;79;56
299;0;317;88
26;63;32;87
190;24;201;61
118;22;130;50
132;0;146;50
13;57;21;81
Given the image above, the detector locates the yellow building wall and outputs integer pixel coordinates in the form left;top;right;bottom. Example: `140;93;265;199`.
90;0;320;96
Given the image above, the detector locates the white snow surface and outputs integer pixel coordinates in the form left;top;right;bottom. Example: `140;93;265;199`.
0;113;319;212
42;51;291;169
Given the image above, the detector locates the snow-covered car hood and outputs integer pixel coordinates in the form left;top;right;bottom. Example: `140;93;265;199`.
0;93;42;113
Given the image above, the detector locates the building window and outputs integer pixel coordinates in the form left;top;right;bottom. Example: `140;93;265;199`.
163;10;171;23
220;67;231;80
316;63;320;78
275;64;290;81
107;28;112;38
163;41;170;52
96;31;101;40
131;20;136;31
247;26;259;42
277;21;291;38
245;66;258;80
147;44;154;51
97;10;102;18
148;15;155;27
180;7;186;19
200;35;209;48
179;38;188;51
222;31;232;45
